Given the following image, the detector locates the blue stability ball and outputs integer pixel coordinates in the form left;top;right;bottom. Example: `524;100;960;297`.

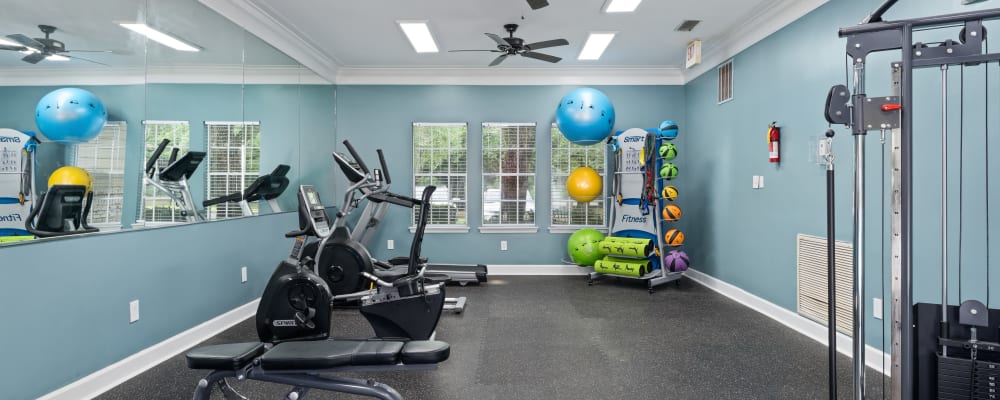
659;120;679;140
556;88;616;145
35;88;108;144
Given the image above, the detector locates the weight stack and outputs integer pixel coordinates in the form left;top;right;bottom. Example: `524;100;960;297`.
937;355;1000;400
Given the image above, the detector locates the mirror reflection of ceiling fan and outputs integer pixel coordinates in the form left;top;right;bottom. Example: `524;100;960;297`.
1;25;113;66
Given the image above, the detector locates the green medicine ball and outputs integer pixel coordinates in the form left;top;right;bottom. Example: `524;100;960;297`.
658;143;678;161
659;163;679;180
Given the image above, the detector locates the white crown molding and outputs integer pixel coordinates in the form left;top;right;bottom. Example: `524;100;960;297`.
335;66;685;86
0;65;328;86
682;0;829;83
199;0;339;83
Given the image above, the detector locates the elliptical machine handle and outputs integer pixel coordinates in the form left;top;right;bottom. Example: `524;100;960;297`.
145;139;170;177
285;229;309;238
342;140;370;175
376;149;391;185
361;271;394;288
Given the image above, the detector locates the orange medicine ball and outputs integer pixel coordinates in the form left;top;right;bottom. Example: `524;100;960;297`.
662;204;682;221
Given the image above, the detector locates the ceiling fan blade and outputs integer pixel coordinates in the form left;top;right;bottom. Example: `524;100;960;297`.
21;52;46;64
0;44;26;51
521;51;561;63
449;49;503;52
485;33;507;47
64;54;109;66
524;39;569;51
488;54;509;67
6;34;44;49
65;49;114;53
527;0;549;9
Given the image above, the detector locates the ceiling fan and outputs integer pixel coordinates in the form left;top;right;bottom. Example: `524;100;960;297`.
2;25;112;65
449;24;569;67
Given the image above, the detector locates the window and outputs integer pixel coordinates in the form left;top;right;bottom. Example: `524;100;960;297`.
718;59;734;104
481;122;536;229
550;124;605;230
412;123;468;228
73;121;126;226
205;121;261;219
140;120;191;223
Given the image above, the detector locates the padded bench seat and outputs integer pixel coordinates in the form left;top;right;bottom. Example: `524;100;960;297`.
186;339;450;372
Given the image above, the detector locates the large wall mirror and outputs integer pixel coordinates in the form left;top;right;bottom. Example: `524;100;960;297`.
0;0;332;243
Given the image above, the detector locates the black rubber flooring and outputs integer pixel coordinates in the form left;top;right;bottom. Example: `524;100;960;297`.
97;276;886;399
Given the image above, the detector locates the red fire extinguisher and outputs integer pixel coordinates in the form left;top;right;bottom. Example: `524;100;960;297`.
767;122;780;163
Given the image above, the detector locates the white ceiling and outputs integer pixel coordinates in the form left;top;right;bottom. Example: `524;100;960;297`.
204;0;828;84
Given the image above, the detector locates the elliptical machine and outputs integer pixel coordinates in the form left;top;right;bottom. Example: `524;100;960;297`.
309;141;466;313
260;183;445;341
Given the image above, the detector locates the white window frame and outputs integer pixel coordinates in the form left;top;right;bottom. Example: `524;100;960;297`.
411;122;470;233
549;124;607;233
72;121;127;228
204;121;262;220
480;122;537;233
138;120;191;225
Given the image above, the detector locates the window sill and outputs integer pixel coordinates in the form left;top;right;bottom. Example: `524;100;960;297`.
478;225;539;234
408;225;471;234
548;226;608;234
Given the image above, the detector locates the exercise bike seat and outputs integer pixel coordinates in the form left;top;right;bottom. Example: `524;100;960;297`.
186;339;450;371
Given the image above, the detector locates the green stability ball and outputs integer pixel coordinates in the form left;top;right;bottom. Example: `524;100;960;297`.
567;228;606;267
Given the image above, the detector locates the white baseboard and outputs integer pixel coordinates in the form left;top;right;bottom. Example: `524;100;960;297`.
489;264;593;276
40;299;260;400
684;268;892;376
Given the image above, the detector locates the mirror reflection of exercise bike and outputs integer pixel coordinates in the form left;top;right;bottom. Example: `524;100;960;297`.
186;185;450;400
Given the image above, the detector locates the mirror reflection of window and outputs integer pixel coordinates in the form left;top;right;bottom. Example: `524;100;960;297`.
72;121;127;227
205;121;261;219
140;120;190;224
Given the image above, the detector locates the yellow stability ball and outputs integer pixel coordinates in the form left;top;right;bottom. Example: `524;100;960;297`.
48;166;93;193
566;167;603;203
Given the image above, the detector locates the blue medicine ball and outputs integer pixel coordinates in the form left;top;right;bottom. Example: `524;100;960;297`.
35;88;108;144
659;120;679;140
556;88;616;145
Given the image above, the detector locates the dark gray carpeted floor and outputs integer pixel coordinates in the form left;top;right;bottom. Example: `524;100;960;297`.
97;276;886;399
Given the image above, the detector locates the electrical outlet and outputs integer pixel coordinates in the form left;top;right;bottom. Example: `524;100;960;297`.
758;175;765;188
873;298;883;320
500;240;508;251
387;239;395;250
129;300;140;323
241;266;248;283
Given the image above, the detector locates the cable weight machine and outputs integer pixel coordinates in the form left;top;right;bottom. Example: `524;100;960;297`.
825;1;1000;399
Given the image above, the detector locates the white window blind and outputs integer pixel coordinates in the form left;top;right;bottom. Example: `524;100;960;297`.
551;124;605;227
140;120;191;223
412;122;468;226
73;121;126;226
205;121;261;219
482;122;536;226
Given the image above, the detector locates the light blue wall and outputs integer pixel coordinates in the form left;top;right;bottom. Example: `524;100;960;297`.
683;0;1000;350
335;85;685;265
0;83;337;223
0;213;298;400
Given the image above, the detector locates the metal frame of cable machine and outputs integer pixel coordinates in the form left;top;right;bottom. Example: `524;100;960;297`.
825;1;1000;399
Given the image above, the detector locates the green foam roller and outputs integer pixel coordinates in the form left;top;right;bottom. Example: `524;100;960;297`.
597;237;654;257
0;236;34;244
594;256;649;277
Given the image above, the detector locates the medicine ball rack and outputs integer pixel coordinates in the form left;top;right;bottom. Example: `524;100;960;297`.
825;1;1000;398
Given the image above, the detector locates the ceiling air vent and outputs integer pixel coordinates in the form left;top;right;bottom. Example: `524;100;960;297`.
674;20;701;32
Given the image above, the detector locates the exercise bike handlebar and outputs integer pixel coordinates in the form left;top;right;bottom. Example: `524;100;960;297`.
145;139;170;177
377;149;391;185
342;140;370;175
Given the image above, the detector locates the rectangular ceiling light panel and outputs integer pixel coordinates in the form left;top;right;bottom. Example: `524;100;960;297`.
397;21;439;53
46;54;70;61
578;32;616;60
604;0;642;13
119;23;200;52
